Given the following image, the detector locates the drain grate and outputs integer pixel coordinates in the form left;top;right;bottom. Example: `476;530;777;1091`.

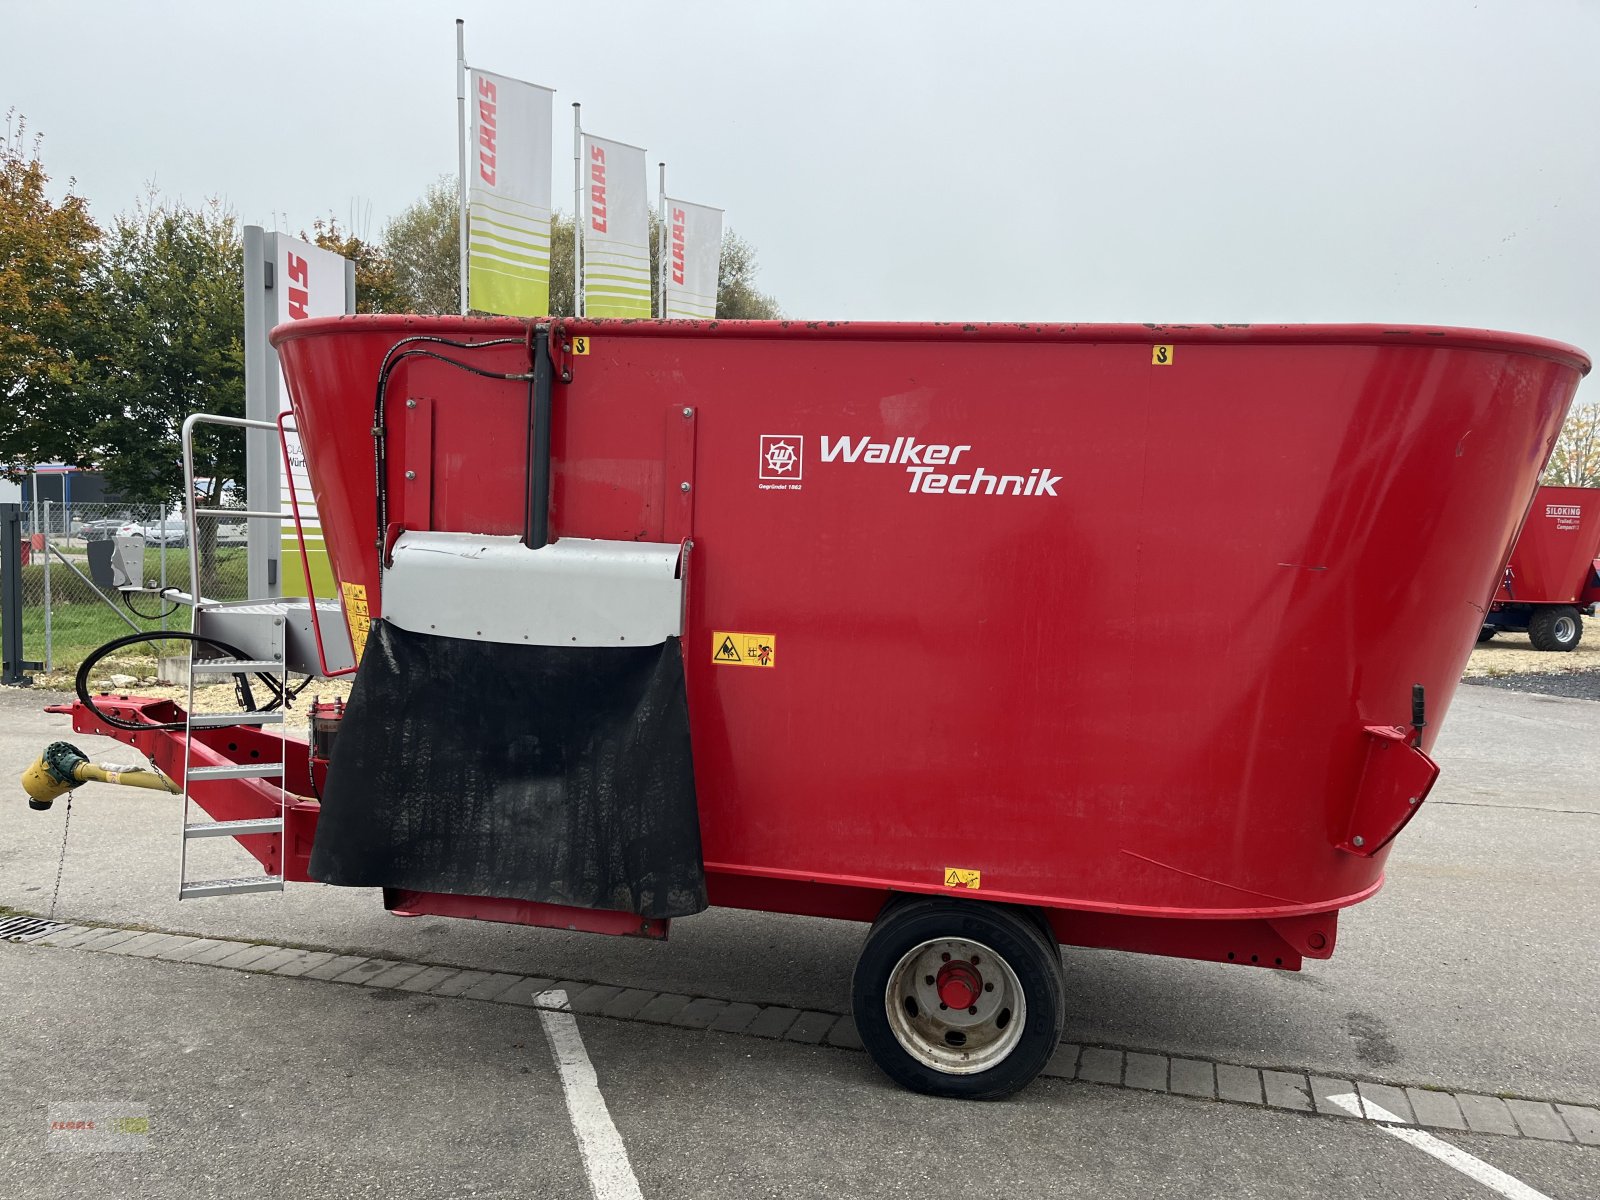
0;916;70;943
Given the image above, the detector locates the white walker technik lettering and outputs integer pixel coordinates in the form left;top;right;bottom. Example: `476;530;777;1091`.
818;435;1062;496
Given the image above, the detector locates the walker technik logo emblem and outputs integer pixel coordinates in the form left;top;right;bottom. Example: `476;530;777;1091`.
759;435;804;490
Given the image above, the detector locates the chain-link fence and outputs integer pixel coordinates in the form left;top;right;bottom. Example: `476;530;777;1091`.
5;500;252;682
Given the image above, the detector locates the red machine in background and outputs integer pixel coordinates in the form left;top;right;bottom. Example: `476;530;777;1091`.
1481;484;1600;650
26;319;1588;1099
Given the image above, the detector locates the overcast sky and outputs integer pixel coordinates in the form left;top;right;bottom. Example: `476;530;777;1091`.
5;1;1598;367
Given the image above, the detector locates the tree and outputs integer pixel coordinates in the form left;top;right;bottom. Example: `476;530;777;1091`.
0;113;104;475
715;230;780;319
384;176;461;314
307;217;405;313
93;196;245;506
1543;405;1600;487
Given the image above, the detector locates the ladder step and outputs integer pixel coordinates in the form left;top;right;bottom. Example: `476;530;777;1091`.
191;659;282;673
179;876;285;899
184;817;284;839
189;712;284;727
187;763;285;781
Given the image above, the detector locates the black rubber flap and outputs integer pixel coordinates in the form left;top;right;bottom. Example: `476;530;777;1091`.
309;620;706;919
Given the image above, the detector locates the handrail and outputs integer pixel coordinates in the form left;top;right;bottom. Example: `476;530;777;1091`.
180;413;279;613
277;410;357;677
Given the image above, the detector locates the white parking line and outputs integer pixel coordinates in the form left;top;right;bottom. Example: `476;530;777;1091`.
535;990;645;1200
1327;1094;1553;1200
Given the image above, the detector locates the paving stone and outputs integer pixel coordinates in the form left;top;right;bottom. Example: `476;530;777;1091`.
601;989;660;1019
1308;1076;1360;1118
393;966;460;993
744;1006;799;1039
1041;1044;1080;1080
1216;1064;1264;1105
1075;1047;1123;1085
301;954;369;981
121;933;201;959
431;969;495;997
494;977;558;1006
1504;1099;1574;1142
459;973;523;1002
784;1011;838;1045
672;998;728;1029
271;951;337;978
1262;1070;1313;1112
1554;1104;1600;1146
33;924;92;946
1456;1093;1518;1136
44;926;108;949
181;940;256;966
825;1017;863;1050
1124;1052;1169;1092
569;985;624;1014
79;928;143;952
329;958;396;985
635;994;693;1024
1169;1058;1216;1099
215;945;282;970
270;953;336;979
1356;1081;1415;1124
362;962;430;990
1405;1088;1467;1131
548;981;595;1009
242;947;312;974
708;1002;762;1034
163;938;230;963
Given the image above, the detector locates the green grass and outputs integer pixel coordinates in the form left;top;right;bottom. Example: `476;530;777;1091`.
6;547;250;675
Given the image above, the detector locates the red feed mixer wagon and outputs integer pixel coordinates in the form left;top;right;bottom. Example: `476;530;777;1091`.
1479;483;1600;650
23;319;1588;1099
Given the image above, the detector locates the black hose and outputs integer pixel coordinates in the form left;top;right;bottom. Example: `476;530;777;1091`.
74;631;289;733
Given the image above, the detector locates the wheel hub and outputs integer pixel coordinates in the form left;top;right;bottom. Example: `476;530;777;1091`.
936;960;982;1010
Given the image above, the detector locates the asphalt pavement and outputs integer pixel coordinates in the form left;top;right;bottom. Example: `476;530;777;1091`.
0;678;1595;1197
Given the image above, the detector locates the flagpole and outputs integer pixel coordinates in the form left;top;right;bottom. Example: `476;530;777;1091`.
455;18;468;316
572;103;583;318
657;162;667;318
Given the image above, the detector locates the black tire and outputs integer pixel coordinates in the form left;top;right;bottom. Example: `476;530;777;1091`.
852;895;1064;1100
1476;626;1496;644
1528;606;1582;652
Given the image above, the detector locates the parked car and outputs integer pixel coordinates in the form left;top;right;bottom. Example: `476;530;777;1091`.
116;518;186;548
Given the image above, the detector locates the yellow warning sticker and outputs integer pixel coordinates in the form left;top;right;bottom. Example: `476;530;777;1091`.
341;581;370;662
944;867;982;890
712;631;776;668
1151;344;1174;365
570;335;592;356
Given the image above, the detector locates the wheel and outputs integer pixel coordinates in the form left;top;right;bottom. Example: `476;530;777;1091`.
1476;626;1496;644
1528;606;1582;652
852;895;1064;1100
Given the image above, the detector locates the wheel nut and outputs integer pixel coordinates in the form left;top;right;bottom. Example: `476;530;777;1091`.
968;1007;978;1016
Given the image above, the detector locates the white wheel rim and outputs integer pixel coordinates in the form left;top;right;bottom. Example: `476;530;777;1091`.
1554;615;1576;642
883;937;1027;1075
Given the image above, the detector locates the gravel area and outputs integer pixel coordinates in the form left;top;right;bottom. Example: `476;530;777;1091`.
1463;613;1600;677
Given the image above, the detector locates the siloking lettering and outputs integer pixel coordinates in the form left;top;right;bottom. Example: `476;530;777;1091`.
477;77;498;185
589;145;608;233
817;434;1060;498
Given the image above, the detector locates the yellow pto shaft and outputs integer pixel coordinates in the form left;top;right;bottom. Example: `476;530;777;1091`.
22;741;179;810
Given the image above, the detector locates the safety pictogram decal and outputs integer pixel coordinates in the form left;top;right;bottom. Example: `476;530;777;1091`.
712;631;776;668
